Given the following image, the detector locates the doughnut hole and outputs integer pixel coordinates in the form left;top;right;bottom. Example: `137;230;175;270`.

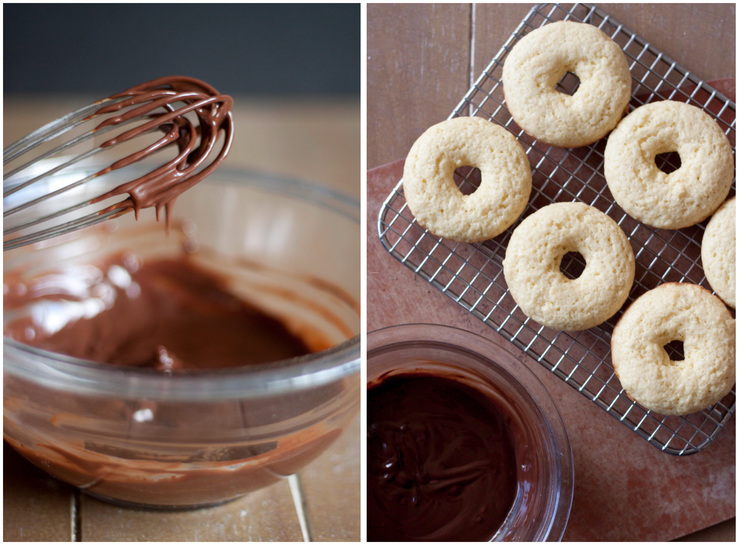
655;151;682;174
559;251;586;280
555;71;581;96
453;165;481;196
663;339;686;362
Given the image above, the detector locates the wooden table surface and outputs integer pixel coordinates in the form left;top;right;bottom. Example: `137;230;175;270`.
367;3;735;542
3;97;361;542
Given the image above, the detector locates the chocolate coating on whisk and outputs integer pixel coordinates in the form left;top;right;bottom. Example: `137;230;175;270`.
89;76;234;223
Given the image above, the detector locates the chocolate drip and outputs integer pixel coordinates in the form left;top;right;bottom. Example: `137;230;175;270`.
88;76;234;223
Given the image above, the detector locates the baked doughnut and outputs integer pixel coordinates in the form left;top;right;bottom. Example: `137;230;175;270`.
604;100;734;229
611;283;735;416
502;21;631;148
702;196;735;308
402;116;532;242
503;202;634;331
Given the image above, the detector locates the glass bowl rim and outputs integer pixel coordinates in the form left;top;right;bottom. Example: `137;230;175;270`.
3;166;361;400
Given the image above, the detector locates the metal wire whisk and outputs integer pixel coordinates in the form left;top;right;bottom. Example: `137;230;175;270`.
3;76;234;251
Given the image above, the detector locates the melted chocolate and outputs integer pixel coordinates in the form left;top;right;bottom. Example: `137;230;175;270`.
3;253;311;370
367;373;518;541
3;243;357;506
89;76;234;224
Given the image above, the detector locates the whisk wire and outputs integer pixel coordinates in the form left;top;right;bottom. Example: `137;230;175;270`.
4;109;158;198
3;76;234;251
4;147;101;203
4;208;123;250
3;99;120;164
4;162;102;220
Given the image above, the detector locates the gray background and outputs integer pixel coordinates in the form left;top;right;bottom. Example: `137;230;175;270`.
3;3;360;97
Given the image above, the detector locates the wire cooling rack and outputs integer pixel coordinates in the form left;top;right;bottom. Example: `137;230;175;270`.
377;3;736;455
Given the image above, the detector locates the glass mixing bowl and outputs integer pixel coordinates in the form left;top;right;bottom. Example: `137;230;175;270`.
367;324;573;542
3;164;360;508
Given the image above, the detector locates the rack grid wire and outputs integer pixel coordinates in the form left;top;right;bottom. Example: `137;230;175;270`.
377;2;736;456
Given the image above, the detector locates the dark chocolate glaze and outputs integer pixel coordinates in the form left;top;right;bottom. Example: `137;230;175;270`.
3;253;311;370
89;76;234;223
367;373;518;542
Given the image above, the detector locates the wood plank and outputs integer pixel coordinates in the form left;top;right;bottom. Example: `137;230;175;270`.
366;3;472;169
79;480;303;542
298;413;361;541
601;3;735;82
473;3;533;78
3;441;74;542
228;99;360;199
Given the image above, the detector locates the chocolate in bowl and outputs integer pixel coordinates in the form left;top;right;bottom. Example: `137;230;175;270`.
367;324;573;542
3;163;360;508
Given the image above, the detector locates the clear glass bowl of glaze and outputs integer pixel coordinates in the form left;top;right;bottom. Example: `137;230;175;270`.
3;163;360;508
367;324;573;541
